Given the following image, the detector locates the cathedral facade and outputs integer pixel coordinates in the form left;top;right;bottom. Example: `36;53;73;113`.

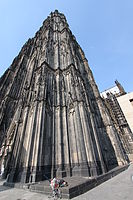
0;10;131;183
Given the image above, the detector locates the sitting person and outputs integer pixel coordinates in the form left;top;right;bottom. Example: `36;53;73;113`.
58;179;68;187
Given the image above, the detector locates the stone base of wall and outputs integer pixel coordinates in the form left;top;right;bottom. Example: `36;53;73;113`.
3;164;129;199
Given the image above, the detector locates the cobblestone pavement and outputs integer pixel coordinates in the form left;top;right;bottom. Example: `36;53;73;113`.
0;163;133;200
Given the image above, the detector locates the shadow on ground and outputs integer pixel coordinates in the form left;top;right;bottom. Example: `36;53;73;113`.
0;179;12;193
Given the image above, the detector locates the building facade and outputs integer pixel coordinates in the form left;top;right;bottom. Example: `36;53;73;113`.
117;92;133;134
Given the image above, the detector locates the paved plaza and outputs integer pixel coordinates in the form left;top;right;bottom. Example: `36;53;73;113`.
0;163;133;200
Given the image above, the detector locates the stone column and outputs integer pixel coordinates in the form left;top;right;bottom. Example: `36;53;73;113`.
79;102;98;176
68;109;79;171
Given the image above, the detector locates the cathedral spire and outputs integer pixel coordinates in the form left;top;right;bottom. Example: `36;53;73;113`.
0;11;129;183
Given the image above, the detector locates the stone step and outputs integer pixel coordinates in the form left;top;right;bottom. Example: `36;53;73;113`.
3;164;129;199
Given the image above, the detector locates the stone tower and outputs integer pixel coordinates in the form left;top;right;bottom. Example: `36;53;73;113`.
0;10;128;183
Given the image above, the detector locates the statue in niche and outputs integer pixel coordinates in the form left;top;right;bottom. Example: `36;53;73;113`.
37;75;45;86
20;88;29;106
60;21;64;30
59;75;65;92
78;79;85;101
53;75;57;91
55;22;59;31
68;91;74;110
61;43;67;67
73;70;79;87
38;86;44;101
24;80;30;90
70;68;75;86
69;73;77;100
51;46;55;56
29;90;37;115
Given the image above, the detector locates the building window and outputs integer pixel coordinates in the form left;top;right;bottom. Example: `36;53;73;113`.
129;99;133;107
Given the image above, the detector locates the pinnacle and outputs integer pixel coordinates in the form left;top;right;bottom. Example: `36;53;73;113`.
50;9;60;15
49;9;66;20
54;9;59;13
42;9;68;32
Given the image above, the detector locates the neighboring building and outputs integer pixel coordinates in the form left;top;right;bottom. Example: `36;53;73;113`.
101;80;126;99
117;92;133;134
101;81;133;161
0;10;131;184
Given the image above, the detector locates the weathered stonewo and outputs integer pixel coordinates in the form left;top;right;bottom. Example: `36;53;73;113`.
3;165;129;199
0;10;130;183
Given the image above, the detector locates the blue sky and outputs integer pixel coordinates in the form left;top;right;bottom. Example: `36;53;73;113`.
0;0;133;92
